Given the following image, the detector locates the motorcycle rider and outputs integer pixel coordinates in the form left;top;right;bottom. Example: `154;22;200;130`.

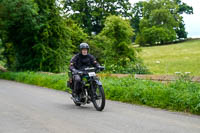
69;43;101;102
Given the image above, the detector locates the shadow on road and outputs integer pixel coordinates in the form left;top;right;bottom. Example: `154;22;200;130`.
54;102;99;112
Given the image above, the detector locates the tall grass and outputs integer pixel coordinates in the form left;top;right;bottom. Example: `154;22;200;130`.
102;76;200;114
0;72;200;114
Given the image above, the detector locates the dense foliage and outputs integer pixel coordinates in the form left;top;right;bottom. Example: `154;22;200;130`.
0;0;71;72
0;39;5;66
63;0;132;35
1;71;199;114
0;0;193;73
131;0;193;45
65;19;88;54
135;0;179;45
88;15;149;74
0;0;86;72
0;0;41;70
99;16;135;66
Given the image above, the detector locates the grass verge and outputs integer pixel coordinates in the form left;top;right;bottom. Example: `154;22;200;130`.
0;72;69;91
0;71;200;115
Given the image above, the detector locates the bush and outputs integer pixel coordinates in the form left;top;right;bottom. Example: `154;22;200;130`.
86;35;109;64
105;60;150;74
88;15;148;74
99;15;136;65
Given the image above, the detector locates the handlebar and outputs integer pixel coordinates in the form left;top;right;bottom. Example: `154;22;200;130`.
72;66;105;75
84;67;96;71
84;66;105;71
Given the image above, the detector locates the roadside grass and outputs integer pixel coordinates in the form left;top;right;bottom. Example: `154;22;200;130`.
139;39;200;76
0;72;69;91
102;77;200;114
0;71;200;115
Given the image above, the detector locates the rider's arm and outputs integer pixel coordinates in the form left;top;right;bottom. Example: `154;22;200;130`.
89;54;100;68
69;55;78;72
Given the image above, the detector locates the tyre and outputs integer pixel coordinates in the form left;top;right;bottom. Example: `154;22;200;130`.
92;85;105;111
74;102;81;106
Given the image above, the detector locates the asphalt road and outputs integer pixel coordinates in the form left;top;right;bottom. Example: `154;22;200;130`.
0;79;200;133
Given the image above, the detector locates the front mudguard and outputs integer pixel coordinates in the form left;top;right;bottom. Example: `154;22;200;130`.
95;79;102;86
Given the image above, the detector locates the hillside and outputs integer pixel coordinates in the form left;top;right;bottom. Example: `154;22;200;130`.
140;39;200;76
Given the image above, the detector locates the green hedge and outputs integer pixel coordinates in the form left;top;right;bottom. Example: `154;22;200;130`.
0;72;200;114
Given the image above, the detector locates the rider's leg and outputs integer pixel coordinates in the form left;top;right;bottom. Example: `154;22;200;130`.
73;75;81;101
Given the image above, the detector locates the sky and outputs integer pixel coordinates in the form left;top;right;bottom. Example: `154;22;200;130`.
129;0;200;38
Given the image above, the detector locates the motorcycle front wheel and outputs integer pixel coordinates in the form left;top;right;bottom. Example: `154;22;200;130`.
92;85;105;111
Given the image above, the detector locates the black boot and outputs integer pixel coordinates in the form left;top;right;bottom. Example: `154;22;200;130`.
72;90;80;103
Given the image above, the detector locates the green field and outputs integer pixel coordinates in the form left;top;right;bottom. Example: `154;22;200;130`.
140;39;200;76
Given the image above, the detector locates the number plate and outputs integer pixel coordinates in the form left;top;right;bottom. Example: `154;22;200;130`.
88;72;96;77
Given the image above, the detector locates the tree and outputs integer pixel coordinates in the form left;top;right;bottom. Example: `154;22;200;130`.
175;0;193;14
136;26;176;45
63;0;132;35
91;15;140;73
175;0;193;38
135;0;180;45
131;0;193;41
88;15;149;74
130;1;144;41
65;18;88;54
0;0;73;72
100;15;135;64
34;0;75;72
0;0;40;70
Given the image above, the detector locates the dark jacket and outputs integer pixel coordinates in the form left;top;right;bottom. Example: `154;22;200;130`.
69;53;100;71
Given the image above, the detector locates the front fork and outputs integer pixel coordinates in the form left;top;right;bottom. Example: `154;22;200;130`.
90;77;102;101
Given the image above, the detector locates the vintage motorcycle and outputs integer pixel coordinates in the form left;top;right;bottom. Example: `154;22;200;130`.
67;67;105;111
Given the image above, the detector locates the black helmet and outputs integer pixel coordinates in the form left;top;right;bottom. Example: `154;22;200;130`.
80;43;89;50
